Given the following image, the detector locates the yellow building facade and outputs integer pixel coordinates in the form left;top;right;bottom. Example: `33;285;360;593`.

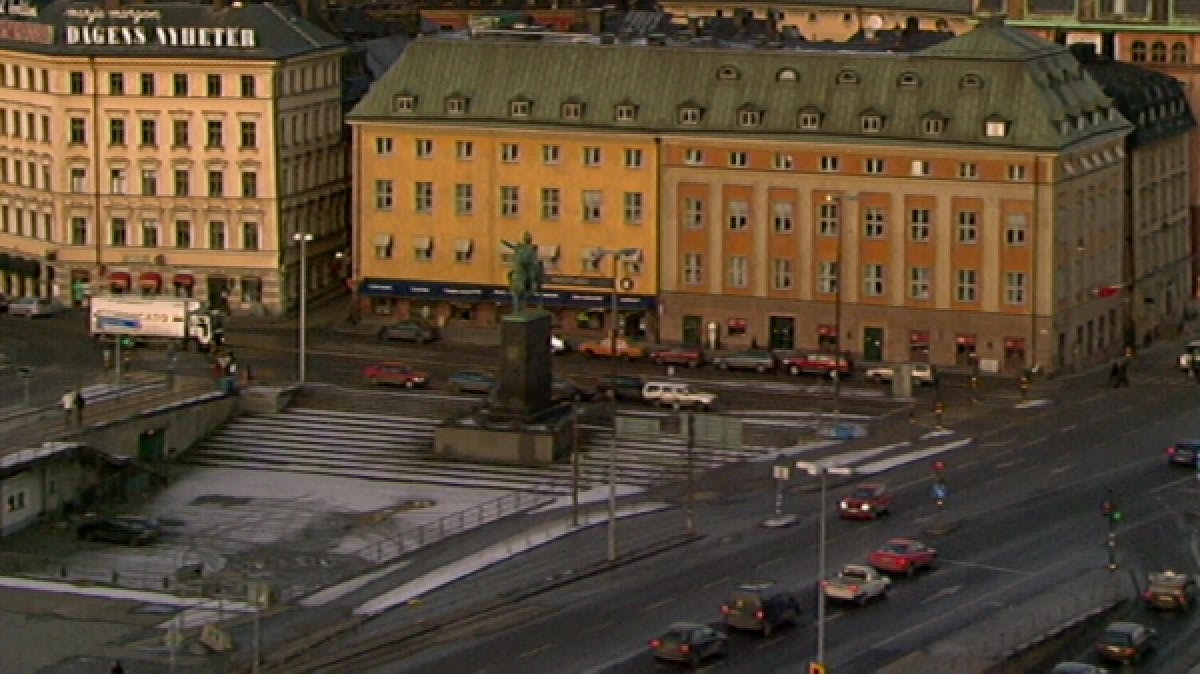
0;1;348;315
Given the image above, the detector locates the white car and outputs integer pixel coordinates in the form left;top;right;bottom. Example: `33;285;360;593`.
550;334;569;354
865;362;936;386
822;564;891;605
641;381;717;410
1180;339;1200;371
7;297;64;318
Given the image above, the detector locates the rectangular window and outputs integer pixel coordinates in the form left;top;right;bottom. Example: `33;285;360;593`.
109;118;126;145
683;252;703;285
207;170;223;197
69;118;86;144
1007;164;1027;181
139;72;154;95
1005;213;1028;245
957;211;979;244
819;261;838;294
241;171;257;198
240;121;257;149
501;143;519;162
542;144;560;164
208;220;226;249
109;168;126;194
623;192;643;224
39;115;47;142
455;183;474;215
140;169;157;196
956;269;978;302
727;256;748;288
375;179;394;209
70;217;88;245
865;158;885;174
5;490;27;513
414;181;433;213
819;202;839;236
624;148;643;168
70;167;86;193
819;155;840;172
910;266;931;300
374;236;393;259
772;258;793;290
206;73;222;97
911;160;931;176
773;153;793;170
729;151;748;168
242;222;260;251
910;209;932;242
139;118;156;147
175;220;192;248
727;201;749;231
684;149;704;165
172;119;188;147
240;74;255;98
454;240;473;263
415;138;433;158
109;72;124;95
958;162;979;179
413;238;433;262
173;169;190;197
455;140;474;160
141;219;158;248
582;190;603;222
110;217;127;246
374;137;393;155
684;197;704;229
864;263;884;296
500;186;519;216
69;71;84;94
864;207;885;238
206;120;222;148
173;73;188;96
773;202;793;233
1006;271;1027;304
583;146;602;166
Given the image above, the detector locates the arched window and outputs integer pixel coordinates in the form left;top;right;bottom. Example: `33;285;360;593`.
1172;42;1188;64
1131;41;1147;62
1151;41;1167;63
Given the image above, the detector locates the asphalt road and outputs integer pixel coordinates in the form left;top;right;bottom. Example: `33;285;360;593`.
315;345;1200;674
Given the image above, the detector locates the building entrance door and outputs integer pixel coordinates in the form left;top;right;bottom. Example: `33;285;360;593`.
768;316;795;351
863;327;884;362
682;315;702;345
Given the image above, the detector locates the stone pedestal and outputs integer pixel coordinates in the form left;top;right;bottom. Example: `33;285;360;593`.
434;309;572;465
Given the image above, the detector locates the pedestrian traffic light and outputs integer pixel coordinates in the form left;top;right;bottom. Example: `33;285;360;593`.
1102;499;1122;521
119;335;135;348
933;460;946;474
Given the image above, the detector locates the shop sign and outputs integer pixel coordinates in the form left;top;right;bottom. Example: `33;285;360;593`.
63;8;257;48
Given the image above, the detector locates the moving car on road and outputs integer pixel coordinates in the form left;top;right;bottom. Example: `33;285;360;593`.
720;581;801;637
363;362;429;388
1143;570;1195;610
1051;664;1109;674
77;516;162;545
551;378;591;402
779;351;852;378
594;374;646;403
377;319;438;344
822;564;891;605
648;345;705;368
576;336;647;360
868;538;938;577
447;370;496;395
838;482;893;520
8;297;65;318
712;349;777;373
649;622;727;667
1166;439;1200;466
641;381;716;410
1095;621;1156;664
864;362;937;386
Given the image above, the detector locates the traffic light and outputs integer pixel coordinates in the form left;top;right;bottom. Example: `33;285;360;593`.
933;460;946;474
119;335;135;349
1102;499;1122;522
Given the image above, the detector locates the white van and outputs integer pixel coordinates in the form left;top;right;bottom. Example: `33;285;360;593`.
641;381;717;410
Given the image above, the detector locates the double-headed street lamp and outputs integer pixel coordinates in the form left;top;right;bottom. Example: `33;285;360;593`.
592;246;642;563
293;232;313;384
795;460;854;671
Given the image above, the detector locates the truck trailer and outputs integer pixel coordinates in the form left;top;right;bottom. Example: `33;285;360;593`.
89;295;224;351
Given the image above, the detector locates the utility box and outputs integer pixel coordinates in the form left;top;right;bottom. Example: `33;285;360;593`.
891;364;914;398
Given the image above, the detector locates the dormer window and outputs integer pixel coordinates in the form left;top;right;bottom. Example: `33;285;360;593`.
509;99;531;117
615;104;638;122
861;113;883;133
1076;114;1087;130
1091;110;1102;125
1060;120;1071;135
392;94;415;113
445;96;468;114
921;115;946;135
738;108;762;127
836;69;860;85
984;118;1010;138
898;72;921;87
561;102;584;120
717;65;740;80
777;68;798;82
797;109;822;130
959;73;983;89
679;106;702;125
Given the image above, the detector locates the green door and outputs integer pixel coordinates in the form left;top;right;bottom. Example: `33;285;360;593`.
863;327;884;362
137;429;166;462
682;315;702;346
768;316;795;351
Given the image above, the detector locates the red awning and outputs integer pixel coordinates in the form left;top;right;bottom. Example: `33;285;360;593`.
1094;285;1122;298
173;274;195;287
139;272;162;288
910;330;931;344
817;324;836;337
108;271;131;288
955;334;977;346
1004;338;1026;350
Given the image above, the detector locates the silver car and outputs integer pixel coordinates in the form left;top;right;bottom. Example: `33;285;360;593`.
8;297;63;318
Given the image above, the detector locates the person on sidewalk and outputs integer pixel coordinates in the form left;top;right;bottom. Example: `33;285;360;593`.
74;390;85;426
61;390;75;425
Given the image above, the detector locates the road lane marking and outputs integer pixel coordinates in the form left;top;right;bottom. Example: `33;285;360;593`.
642;596;674;612
1058;424;1077;433
755;637;785;650
937;558;1026;574
1149;474;1197;494
760;556;783;568
995;461;1017;469
517;644;551;659
702;576;729;590
581;620;613;635
920;584;963;604
1048;463;1077;475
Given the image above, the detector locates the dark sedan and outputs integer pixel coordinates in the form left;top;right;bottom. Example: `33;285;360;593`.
77;516;162;545
1167;439;1200;466
649;622;727;667
447;370;496;394
649;345;705;368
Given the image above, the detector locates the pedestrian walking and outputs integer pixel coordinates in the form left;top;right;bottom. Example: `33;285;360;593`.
74;390;85;426
60;390;75;425
1109;361;1120;388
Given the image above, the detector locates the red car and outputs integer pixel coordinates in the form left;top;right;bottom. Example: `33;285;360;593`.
649;346;705;368
779;352;853;378
838;482;893;520
363;362;429;388
868;538;937;577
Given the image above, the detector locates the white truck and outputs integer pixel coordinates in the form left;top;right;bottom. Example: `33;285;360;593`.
821;564;891;605
89;295;224;351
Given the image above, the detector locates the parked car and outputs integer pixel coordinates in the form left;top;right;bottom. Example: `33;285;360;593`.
447;370;496;395
648;345;705;368
868;538;938;577
8;297;64;318
77;516;162;545
550;334;569;354
712;349;777;373
1180;338;1200;371
363;362;428;388
838;482;894;520
780;351;852;378
595;374;647;403
720;581;801;637
864;362;937;386
1143;570;1196;610
377;319;438;344
552;377;591;402
649;622;727;667
1095;621;1156;664
1051;664;1109;674
641;381;716;410
1167;439;1200;466
577;336;647;360
822;564;891;605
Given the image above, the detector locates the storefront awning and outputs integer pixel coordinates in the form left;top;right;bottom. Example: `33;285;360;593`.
139;272;162;288
412;236;432;252
358;278;656;310
372;233;392;247
108;271;131;288
538;245;560;260
172;273;194;287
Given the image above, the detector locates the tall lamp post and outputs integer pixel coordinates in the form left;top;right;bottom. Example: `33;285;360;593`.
795;460;854;671
293;232;313;384
824;194;857;435
593;246;642;563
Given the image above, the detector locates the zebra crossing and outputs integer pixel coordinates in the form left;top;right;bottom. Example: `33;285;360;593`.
183;408;777;496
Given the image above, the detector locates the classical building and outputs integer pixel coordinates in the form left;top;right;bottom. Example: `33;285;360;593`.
350;18;1153;372
0;0;349;315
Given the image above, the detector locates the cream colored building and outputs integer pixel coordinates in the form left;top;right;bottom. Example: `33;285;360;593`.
0;0;348;315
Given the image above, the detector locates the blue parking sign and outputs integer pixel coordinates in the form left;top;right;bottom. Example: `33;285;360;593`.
932;483;948;500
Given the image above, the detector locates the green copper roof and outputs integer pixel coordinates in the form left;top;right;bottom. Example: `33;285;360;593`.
350;18;1131;150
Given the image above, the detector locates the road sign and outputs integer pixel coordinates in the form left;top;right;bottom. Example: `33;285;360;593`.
692;414;743;449
615;414;661;439
932;483;948;500
97;316;141;333
544;274;614;289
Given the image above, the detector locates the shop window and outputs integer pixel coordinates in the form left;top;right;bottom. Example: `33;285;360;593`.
451;304;475;321
727;318;748;337
242;276;262;303
371;297;395;316
909;331;931;362
576;310;603;330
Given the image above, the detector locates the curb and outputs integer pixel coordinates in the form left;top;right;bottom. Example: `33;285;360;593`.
994;598;1124;662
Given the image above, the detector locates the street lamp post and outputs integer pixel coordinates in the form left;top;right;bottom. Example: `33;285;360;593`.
824;194;856;434
593;246;642;563
795;460;854;671
293;232;313;384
